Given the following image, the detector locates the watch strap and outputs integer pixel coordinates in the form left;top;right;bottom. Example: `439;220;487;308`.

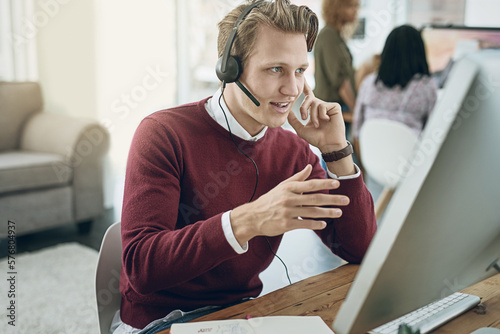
321;141;353;162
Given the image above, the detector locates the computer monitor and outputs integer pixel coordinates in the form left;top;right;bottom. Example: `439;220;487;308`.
421;25;500;88
333;49;500;334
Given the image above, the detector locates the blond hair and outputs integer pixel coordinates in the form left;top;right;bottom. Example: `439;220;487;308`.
217;0;318;67
321;0;358;39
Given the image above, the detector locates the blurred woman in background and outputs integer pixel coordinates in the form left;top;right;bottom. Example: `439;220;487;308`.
314;0;360;123
352;25;438;145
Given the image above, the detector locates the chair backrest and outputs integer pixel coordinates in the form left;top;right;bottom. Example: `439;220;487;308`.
359;119;419;189
95;222;122;334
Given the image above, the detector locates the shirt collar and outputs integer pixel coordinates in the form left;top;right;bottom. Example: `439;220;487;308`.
205;88;267;142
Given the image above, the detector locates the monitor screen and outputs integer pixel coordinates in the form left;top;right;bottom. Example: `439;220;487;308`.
333;49;500;334
421;25;500;87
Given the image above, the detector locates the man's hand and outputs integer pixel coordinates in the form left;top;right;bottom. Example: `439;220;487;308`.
230;164;350;245
288;80;356;176
288;80;348;153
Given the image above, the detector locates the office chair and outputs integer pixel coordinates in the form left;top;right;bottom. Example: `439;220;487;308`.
95;221;122;334
359;119;419;220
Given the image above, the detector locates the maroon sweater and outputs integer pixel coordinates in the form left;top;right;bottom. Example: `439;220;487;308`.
120;98;377;328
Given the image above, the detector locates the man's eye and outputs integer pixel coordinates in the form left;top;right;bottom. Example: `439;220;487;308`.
296;68;305;74
270;67;281;73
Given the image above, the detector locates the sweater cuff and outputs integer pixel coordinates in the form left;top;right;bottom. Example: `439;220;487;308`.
326;163;361;180
222;211;248;254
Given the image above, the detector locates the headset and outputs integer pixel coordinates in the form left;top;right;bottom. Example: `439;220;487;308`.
215;1;293;286
215;1;264;107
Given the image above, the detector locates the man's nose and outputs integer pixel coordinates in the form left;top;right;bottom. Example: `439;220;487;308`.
280;73;300;97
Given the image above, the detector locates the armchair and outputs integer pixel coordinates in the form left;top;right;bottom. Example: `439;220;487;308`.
0;81;110;236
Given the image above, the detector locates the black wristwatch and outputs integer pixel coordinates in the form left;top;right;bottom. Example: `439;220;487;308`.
321;141;353;162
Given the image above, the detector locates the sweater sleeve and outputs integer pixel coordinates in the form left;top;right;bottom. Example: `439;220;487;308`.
311;157;377;263
121;117;239;295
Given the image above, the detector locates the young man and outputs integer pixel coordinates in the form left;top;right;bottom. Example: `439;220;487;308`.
114;1;376;333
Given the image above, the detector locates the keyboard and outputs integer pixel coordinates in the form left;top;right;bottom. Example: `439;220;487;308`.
369;292;481;334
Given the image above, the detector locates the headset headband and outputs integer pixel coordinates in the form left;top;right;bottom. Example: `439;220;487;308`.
220;1;265;73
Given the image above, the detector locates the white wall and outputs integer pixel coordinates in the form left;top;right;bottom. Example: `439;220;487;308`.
349;0;407;68
35;0;176;210
35;0;96;118
94;0;176;210
465;0;500;27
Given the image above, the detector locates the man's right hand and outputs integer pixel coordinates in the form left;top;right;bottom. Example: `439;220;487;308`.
230;164;350;246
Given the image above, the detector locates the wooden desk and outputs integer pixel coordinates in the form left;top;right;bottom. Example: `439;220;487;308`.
160;265;500;333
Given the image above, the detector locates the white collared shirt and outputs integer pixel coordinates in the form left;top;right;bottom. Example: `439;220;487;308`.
205;88;360;254
207;88;267;141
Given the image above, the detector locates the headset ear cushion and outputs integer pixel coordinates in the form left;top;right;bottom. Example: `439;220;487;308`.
216;56;242;83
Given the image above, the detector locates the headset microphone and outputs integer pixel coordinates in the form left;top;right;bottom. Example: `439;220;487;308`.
215;1;263;107
235;80;260;107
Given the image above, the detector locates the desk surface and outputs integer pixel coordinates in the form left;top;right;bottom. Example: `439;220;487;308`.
160;265;500;333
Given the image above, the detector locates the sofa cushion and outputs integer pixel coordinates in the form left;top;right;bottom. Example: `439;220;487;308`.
0;151;72;193
0;81;43;151
0;186;73;236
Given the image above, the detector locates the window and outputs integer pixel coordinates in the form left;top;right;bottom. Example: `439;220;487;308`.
0;0;37;81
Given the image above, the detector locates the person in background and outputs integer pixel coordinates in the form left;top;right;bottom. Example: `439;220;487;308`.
313;0;360;125
352;24;438;148
354;53;380;92
113;1;376;333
